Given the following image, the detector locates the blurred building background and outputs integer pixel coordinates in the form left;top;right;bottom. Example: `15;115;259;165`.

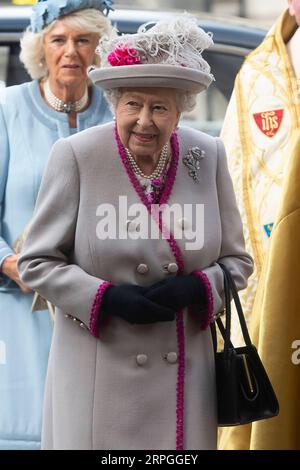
3;0;288;25
117;0;287;24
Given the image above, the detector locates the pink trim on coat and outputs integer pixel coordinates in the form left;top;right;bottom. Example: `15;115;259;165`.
192;271;214;330
89;281;113;338
115;125;187;450
176;309;185;450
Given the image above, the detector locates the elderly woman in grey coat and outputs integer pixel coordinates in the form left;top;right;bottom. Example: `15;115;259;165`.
18;16;253;450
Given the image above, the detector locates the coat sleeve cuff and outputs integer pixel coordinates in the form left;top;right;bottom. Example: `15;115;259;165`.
0;248;14;270
191;271;214;330
0;249;14;286
89;281;113;338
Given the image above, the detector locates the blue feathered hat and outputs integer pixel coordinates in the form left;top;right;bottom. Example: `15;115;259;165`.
30;0;114;33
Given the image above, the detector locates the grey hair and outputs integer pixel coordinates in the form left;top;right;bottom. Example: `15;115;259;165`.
176;91;197;112
20;9;112;80
104;88;197;113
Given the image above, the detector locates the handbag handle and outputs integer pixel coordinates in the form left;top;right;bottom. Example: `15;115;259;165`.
211;270;234;352
217;263;252;350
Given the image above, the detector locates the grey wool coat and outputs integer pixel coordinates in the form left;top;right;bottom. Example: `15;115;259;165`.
18;122;253;450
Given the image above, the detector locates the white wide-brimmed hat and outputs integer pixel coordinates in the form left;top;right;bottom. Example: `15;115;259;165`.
89;15;215;93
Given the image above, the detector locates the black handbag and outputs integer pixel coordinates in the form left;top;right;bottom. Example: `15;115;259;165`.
211;263;279;427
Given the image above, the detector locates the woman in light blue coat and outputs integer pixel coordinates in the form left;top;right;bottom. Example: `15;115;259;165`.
0;0;113;450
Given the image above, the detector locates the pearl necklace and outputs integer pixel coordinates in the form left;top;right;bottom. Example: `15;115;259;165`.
125;143;169;180
44;79;89;113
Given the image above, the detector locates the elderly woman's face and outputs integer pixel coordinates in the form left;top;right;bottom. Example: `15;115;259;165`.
116;88;180;158
43;20;99;86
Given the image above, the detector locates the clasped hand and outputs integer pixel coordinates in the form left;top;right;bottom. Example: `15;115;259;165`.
1;254;32;294
101;275;205;325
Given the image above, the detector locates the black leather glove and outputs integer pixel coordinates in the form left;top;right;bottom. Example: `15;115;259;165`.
101;284;176;324
145;274;206;312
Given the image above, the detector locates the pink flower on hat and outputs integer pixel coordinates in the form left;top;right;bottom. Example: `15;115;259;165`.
108;43;141;66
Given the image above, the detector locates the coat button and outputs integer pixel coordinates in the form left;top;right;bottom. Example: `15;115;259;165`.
136;354;148;366
166;352;178;364
136;263;149;274
126;220;139;232
178;217;189;230
167;262;179;274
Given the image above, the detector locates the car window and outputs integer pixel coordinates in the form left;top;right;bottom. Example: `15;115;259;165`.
5;43;31;86
181;83;228;136
181;49;244;135
0;45;9;88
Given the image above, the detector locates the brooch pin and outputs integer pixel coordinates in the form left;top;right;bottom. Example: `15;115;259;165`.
182;147;205;182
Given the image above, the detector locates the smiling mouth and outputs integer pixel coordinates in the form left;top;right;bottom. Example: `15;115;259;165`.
132;132;156;142
62;65;80;69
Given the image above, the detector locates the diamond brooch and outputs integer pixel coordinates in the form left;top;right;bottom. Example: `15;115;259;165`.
182;147;205;182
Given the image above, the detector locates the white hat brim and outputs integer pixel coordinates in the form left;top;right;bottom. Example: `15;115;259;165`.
89;64;213;93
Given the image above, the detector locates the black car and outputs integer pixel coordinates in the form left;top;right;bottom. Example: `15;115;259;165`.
0;5;267;134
